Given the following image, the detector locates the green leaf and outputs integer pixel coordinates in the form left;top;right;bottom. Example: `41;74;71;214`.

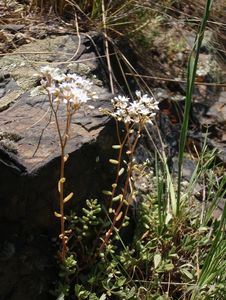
165;211;172;224
54;211;62;218
116;276;127;287
102;190;112;196
181;268;194;280
126;286;136;298
177;0;213;216
164;263;174;271
154;253;162;269
63;192;73;203
112;145;122;149
112;194;122;202
57;293;65;300
89;293;99;300
109;159;119;165
118;168;125;176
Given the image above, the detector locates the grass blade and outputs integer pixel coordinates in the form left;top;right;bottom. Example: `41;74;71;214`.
191;202;226;299
177;0;213;215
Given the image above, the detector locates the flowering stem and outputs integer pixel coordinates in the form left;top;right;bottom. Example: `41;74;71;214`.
115;123;142;221
121;123;143;220
109;119;130;208
59;107;73;261
59;147;67;261
93;120;128;256
99;123;143;253
40;66;97;261
47;97;75;261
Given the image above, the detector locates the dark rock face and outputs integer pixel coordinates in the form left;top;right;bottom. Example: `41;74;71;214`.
0;33;117;300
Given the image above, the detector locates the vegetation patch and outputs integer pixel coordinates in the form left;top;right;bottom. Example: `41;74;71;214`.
0;1;225;299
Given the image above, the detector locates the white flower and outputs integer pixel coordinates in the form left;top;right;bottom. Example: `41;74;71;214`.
40;65;54;75
110;91;159;124
135;90;143;98
40;67;97;110
116;95;130;103
40;66;66;82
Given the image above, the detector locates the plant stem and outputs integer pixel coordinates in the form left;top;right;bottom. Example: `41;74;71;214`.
99;123;142;252
59;146;67;261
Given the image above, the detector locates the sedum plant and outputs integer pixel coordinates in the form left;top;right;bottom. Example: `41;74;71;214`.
99;91;159;252
40;64;160;297
40;66;97;261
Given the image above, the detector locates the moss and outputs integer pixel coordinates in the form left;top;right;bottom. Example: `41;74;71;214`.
0;131;22;154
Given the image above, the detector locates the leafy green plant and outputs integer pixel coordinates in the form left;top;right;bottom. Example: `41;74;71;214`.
49;125;225;300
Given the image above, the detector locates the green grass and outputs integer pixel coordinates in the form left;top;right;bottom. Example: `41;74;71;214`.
177;0;214;216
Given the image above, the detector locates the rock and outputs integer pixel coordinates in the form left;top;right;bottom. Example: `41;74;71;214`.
196;89;226;163
0;24;26;32
207;91;226;124
0;33;118;300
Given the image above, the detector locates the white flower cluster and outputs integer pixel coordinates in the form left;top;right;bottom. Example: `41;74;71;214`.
40;66;97;109
111;90;159;124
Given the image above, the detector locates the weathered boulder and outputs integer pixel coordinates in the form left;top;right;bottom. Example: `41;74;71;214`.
0;33;118;300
